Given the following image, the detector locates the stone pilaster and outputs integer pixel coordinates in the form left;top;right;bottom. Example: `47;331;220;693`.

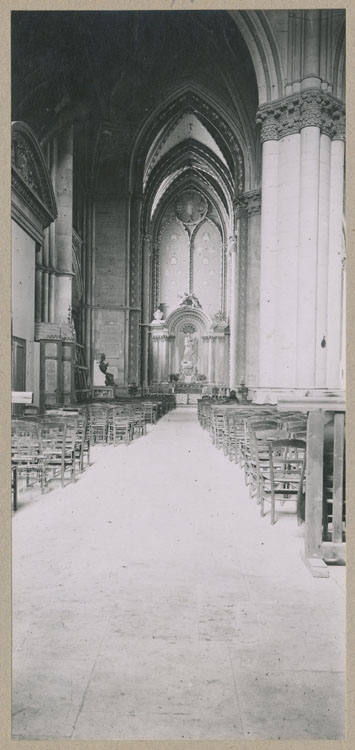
258;137;279;388
55;126;74;327
228;190;260;389
326;138;345;387
245;198;261;388
142;233;152;387
296;123;320;387
234;197;249;385
128;194;143;386
315;132;332;387
228;234;238;389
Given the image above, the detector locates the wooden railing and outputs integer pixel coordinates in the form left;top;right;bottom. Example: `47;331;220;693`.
278;396;346;577
304;410;345;575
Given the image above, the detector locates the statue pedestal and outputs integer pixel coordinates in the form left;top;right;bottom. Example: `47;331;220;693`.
92;386;114;400
93;360;106;386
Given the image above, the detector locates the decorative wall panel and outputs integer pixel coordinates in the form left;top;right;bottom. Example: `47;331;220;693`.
191;219;222;318
45;359;57;392
159;219;190;315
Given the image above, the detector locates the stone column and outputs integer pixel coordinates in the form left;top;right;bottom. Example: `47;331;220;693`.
225;240;232;323
128;194;143;386
258;131;279;388
235;202;248;385
326;134;345;387
302;10;321;90
295;96;321;387
48;137;57;325
256;89;344;395
35;267;42;323
295;14;322;387
228;235;238;389
245;193;261;388
41;228;50;322
142;233;152;387
208;335;214;383
41;271;49;323
55;126;73;324
49;273;56;323
276;133;300;387
340;254;346;389
84;195;92;380
315;132;332;386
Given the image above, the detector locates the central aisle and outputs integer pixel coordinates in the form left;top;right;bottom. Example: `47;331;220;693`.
12;407;345;740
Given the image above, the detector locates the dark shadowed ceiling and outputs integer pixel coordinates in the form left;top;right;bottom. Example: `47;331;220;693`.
12;10;259;152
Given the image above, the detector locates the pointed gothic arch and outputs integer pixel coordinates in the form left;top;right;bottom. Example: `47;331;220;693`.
129;84;252;194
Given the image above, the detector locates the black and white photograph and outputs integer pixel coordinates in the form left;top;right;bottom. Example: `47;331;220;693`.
10;5;346;741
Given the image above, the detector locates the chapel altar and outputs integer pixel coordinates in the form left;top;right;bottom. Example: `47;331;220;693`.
149;294;229;387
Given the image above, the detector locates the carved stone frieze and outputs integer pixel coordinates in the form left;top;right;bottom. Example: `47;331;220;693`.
12;139;39;193
11;122;57;232
257;90;345;143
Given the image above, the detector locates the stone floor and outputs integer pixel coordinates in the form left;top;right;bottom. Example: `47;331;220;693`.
12;407;346;740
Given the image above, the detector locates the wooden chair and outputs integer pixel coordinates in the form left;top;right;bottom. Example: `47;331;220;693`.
131;405;146;440
243;417;279;487
78;411;91;469
260;438;307;524
89;405;109;444
12;419;47;509
40;420;76;487
142;402;157;425
211;409;225;449
107;405;131;446
247;425;287;502
225;411;238;461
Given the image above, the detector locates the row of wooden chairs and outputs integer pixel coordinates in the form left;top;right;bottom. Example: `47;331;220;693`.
12;395;175;509
12;413;90;510
87;397;173;446
198;399;307;524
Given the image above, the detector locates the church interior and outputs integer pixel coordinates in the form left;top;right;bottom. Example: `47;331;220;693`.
11;9;346;741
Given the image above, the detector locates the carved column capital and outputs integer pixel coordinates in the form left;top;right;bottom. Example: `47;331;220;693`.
257;90;345;143
256;107;280;143
332;108;346;141
299;91;323;129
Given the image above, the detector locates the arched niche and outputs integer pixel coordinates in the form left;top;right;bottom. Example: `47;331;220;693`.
166;304;212;379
